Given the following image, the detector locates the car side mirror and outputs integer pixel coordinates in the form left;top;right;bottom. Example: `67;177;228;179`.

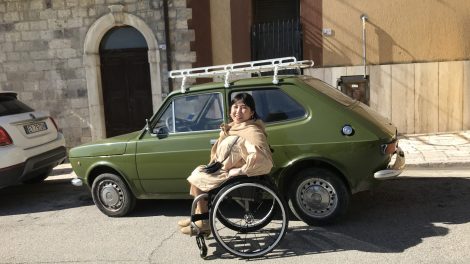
146;118;154;134
156;127;169;139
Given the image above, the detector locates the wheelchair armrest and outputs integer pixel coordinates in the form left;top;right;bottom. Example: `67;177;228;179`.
207;174;273;196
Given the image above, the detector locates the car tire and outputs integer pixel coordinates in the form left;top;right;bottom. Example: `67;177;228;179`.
288;168;350;225
91;173;136;217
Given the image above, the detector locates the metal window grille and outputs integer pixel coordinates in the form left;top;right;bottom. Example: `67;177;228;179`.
251;18;303;66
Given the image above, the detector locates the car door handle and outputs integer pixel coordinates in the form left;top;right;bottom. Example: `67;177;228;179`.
210;139;217;145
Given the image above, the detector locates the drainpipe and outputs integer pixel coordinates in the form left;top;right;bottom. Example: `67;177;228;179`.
360;14;368;78
163;0;173;92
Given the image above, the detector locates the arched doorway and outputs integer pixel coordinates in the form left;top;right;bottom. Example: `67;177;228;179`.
99;26;153;137
83;8;163;141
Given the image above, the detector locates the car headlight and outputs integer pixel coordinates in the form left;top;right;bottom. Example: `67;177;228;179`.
341;125;354;136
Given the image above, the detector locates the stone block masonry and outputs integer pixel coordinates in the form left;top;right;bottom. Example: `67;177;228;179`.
0;0;194;148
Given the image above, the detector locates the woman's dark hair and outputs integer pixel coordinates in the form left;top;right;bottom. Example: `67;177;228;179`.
230;92;259;120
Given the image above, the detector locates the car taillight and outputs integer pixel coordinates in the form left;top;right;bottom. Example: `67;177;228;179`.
49;117;60;132
0;126;13;146
381;140;398;155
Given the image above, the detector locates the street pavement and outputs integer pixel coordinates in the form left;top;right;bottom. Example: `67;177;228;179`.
5;160;470;264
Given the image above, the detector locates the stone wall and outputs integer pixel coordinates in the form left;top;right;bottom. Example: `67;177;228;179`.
0;0;195;147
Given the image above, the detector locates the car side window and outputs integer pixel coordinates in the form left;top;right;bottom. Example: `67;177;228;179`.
231;89;305;123
154;93;224;133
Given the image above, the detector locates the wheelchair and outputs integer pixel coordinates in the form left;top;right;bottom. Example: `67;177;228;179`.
188;176;289;258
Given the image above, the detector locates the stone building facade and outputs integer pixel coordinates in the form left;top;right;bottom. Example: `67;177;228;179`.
0;0;195;147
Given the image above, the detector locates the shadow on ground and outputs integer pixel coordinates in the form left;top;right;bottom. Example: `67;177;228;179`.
0;177;93;216
1;175;469;258
204;177;470;259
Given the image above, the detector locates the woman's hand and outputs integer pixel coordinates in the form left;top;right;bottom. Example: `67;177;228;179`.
228;168;242;177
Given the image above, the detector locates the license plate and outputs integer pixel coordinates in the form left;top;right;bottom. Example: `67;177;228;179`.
24;122;48;134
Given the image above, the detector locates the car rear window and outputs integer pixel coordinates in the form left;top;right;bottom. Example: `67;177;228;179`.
231;89;306;123
0;95;34;117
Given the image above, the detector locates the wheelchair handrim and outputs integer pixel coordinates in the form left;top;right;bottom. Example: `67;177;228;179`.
210;182;288;258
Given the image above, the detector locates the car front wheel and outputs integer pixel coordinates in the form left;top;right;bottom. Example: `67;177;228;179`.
91;173;136;217
288;168;350;225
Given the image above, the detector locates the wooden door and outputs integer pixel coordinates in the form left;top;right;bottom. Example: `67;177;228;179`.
100;48;153;137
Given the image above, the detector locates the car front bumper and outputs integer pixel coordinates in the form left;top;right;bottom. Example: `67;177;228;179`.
71;178;83;187
374;147;406;180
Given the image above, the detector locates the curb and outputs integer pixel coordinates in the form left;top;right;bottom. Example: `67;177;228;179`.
405;162;470;169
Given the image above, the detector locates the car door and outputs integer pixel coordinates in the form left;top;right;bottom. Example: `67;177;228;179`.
135;91;225;195
229;87;308;169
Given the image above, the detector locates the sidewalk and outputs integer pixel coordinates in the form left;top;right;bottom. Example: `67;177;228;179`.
399;130;470;168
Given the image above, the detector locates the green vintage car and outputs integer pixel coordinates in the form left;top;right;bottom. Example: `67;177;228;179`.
70;59;405;225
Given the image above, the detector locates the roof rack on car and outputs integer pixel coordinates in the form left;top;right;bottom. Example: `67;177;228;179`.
169;57;314;93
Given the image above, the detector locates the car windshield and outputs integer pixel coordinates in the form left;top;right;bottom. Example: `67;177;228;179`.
0;95;34;117
153;92;224;133
303;78;356;106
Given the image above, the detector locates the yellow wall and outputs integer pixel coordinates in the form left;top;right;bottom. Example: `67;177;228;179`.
322;0;470;66
210;0;233;64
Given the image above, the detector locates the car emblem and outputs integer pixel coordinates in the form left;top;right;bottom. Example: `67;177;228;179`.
29;113;36;119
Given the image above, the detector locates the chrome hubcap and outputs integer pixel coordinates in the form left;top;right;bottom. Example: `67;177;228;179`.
99;181;123;210
297;178;337;217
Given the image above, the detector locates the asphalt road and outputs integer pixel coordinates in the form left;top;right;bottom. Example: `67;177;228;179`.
1;167;469;263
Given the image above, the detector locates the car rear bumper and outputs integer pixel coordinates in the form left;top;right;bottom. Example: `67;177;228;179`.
374;147;406;180
0;146;67;188
0;163;25;188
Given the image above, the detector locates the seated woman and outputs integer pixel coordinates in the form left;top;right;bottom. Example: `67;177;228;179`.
178;92;274;235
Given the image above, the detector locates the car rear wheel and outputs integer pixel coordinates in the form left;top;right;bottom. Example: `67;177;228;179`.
91;173;136;217
288;168;350;225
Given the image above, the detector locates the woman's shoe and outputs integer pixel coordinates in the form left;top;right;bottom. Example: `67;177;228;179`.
177;218;191;227
180;220;211;236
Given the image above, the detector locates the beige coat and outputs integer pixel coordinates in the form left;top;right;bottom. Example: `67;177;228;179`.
187;120;273;194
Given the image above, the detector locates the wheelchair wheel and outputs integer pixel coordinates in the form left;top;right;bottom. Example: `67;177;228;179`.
215;190;276;232
210;182;288;258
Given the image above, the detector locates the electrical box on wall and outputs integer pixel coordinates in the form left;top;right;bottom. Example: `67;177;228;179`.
337;75;370;105
322;28;333;36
